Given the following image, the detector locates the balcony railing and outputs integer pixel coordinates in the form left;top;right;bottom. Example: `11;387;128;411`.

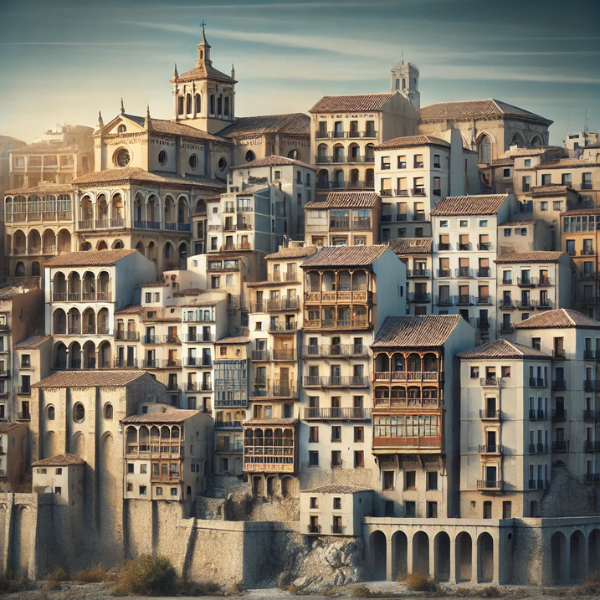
303;319;370;330
268;322;297;333
476;480;503;491
307;525;321;534
302;344;368;358
215;421;242;430
115;331;139;341
552;440;569;452
456;268;473;278
251;383;296;398
407;269;430;278
407;292;431;303
518;277;537;287
499;300;516;310
272;349;296;361
266;298;299;312
584;410;599;420
479;444;503;454
528;409;547;420
303;407;371;420
480;376;503;387
479;409;501;420
303;376;369;387
18;387;31;395
584;350;600;360
552;409;567;421
373;371;439;383
114;359;138;368
584;441;600;452
585;380;600;391
584;474;600;483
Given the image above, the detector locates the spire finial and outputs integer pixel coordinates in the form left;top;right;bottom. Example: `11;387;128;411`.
231;63;235;78
146;104;150;118
145;104;152;131
120;98;125;115
97;110;104;130
173;63;178;78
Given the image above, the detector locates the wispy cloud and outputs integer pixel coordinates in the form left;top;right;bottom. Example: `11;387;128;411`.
0;42;154;46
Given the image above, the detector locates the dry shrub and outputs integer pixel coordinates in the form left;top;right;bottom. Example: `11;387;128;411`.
325;586;341;597
0;572;32;594
351;584;374;598
177;578;222;596
406;572;437;592
74;564;107;583
115;554;177;596
44;566;68;591
480;586;502;598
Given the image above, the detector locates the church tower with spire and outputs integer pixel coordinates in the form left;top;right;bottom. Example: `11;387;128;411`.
171;23;237;134
391;60;420;110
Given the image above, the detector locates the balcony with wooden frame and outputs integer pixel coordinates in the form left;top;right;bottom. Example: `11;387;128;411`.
242;422;297;473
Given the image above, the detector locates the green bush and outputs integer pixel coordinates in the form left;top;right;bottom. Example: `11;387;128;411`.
115;554;177;596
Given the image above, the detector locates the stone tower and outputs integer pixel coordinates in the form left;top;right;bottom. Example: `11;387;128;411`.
391;60;420;110
171;25;237;134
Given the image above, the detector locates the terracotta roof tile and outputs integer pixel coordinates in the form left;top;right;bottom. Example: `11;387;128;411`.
374;135;450;151
301;485;372;494
536;158;600;170
458;339;551;360
230;154;315;171
494;251;565;263
218;114;309;137
14;335;52;350
419;99;551;124
301;245;389;268
264;246;319;260
5;182;74;195
389;238;433;255
44;249;137;267
32;453;85;467
305;191;379;210
0;422;24;433
431;195;509;216
214;336;250;344
561;207;600;216
10;141;76;155
309;93;394;114
174;64;235;84
139;281;169;288
33;370;145;388
531;185;571;196
371;315;463;348
115;304;144;315
121;409;199;424
514;309;600;330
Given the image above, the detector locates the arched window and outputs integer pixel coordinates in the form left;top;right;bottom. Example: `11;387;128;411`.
47;405;55;420
531;136;542;148
73;402;85;423
478;136;492;164
178;96;184;116
164;243;172;259
509;133;522;148
117;124;126;134
224;97;230;116
15;262;25;277
186;94;192;114
245;150;255;162
158;150;167;166
288;149;299;160
195;93;201;113
31;261;40;276
217;95;222;115
210;95;215;115
104;403;113;420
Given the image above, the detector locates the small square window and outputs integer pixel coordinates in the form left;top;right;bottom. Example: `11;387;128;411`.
502;366;511;378
440;220;449;228
171;487;177;496
503;168;511;178
139;486;147;495
470;366;479;378
127;463;134;474
532;338;541;350
333;497;341;510
540;202;548;211
156;486;163;496
127;483;133;492
479;219;488;227
310;497;318;509
524;159;531;167
56;468;62;475
459;219;468;227
504;229;511;237
140;464;147;474
55;487;61;495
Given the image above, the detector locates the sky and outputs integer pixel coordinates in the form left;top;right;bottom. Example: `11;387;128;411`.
0;0;599;144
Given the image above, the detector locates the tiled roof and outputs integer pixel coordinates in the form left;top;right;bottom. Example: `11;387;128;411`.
139;281;169;288
419;99;552;124
264;246;319;260
214;336;250;344
14;335;51;349
0;422;24;433
501;220;538;227
5;182;74;195
374;135;450;151
243;418;297;426
494;251;565;263
72;167;225;190
561;207;600;217
536;158;600;170
301;245;388;268
531;185;571;196
117;113;229;142
115;304;143;315
431;195;508;216
32;453;85;467
389;238;433;255
506;147;562;157
121;410;199;424
218;114;310;137
457;339;551;360
305;191;379;209
230;154;315;172
33;370;145;388
44;249;136;267
514;309;600;330
173;288;213;297
301;485;372;494
175;63;235;84
371;315;463;348
10;141;76;155
309;93;394;114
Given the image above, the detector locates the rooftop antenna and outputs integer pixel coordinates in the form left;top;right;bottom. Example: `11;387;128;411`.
585;110;589;135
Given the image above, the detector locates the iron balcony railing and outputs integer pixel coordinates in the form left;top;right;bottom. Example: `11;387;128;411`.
584;410;599;420
552;409;567;420
552;440;568;452
302;344;368;358
528;409;547;420
476;480;503;490
479;409;501;420
551;379;566;390
303;407;371;420
528;377;547;388
303;376;368;387
478;444;503;454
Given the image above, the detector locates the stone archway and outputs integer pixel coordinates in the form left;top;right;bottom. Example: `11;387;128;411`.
551;531;567;584
478;532;494;583
570;530;585;582
392;531;408;582
413;531;430;576
589;529;600;574
369;530;387;581
12;505;33;578
434;531;451;582
455;531;472;582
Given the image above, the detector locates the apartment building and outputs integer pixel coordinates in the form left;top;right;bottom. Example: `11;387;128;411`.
44;249;156;371
495;252;575;337
371;315;475;518
299;245;406;490
374;132;479;240
0;421;28;491
305;191;381;247
560;208;600;318
432;195;515;345
496;220;552;255
390;238;433;316
215;336;249;479
309;93;419;197
122;404;212;507
565;132;599;157
458;338;555;519
31;453;85;504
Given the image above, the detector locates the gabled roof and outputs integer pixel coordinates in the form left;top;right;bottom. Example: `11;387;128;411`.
72;167;225;190
458;339;551;360
536;158;600;170
14;335;51;350
44;249;137;267
371;315;463;348
264;246;318;260
5;182;74;195
301;245;389;268
374;135;450;151
514;309;600;330
32;453;85;467
121;410;200;424
115;304;144;315
230;154;315;172
389;238;433;255
33;370;146;388
309;93;394;114
305;191;379;210
214;336;250;345
419;99;552;125
431;195;509;216
218;114;310;137
494;251;565;264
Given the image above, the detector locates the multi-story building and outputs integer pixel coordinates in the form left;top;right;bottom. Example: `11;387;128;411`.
44;249;156;371
565;131;599;157
431;195;515;345
8;124;94;190
0;421;28;491
390;238;433;316
304;191;381;247
309;93;419;197
299;245;407;490
374;132;479;239
371;315;475;518
496;220;552;255
121;403;212;508
560;208;600;319
495;252;575;337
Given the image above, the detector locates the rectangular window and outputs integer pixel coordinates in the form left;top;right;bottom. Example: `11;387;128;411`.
309;451;319;466
427;501;438;518
354;451;364;467
354;426;364;442
309;426;319;443
139;486;147;495
383;471;395;490
427;471;438;490
405;470;416;490
405;501;416;517
331;426;341;442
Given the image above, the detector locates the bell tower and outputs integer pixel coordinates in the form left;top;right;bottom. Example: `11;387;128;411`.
391;60;420;110
171;22;237;134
